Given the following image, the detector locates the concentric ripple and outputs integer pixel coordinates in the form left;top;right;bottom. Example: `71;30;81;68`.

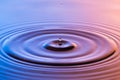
1;23;120;80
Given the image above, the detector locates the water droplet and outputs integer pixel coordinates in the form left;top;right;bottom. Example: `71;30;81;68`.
44;38;76;51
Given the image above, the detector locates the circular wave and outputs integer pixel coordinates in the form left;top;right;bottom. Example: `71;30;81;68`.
0;23;120;80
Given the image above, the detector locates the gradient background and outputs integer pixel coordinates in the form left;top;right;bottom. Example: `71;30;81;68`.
0;0;120;26
0;0;120;80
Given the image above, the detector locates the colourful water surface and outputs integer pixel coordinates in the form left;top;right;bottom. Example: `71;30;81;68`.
0;0;120;80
